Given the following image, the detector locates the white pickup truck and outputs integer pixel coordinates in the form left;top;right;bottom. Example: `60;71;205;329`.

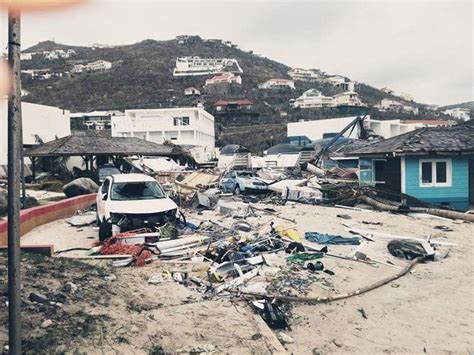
96;173;178;241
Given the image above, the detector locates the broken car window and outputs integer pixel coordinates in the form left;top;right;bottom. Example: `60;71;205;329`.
110;181;165;201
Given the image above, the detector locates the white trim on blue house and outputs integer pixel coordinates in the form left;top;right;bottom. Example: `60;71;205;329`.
419;158;452;188
401;157;406;193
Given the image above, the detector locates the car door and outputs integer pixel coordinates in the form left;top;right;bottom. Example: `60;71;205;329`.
97;177;110;221
220;171;236;192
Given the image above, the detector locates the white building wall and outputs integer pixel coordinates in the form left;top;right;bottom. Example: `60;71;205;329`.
0;100;70;165
287;116;446;143
111;107;215;163
288;116;363;141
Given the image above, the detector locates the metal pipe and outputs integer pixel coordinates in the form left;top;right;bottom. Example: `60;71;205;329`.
7;9;22;354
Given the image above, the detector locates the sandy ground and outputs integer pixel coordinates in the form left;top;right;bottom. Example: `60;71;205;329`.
13;202;474;353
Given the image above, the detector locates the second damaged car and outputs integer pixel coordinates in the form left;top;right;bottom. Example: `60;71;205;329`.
219;170;268;195
96;173;178;241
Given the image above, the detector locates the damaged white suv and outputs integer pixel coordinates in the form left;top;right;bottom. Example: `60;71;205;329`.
96;174;178;241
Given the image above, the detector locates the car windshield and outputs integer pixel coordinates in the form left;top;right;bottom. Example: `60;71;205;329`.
237;172;257;178
99;167;120;178
110;181;165;201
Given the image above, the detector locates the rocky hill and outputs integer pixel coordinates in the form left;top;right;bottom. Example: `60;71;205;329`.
21;37;450;153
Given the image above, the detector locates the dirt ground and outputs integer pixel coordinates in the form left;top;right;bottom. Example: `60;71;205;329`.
1;203;473;354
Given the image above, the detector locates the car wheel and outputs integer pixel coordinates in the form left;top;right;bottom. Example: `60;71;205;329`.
234;185;241;195
98;219;112;242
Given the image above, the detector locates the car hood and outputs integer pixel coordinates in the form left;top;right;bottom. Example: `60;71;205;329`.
238;177;267;185
108;197;178;215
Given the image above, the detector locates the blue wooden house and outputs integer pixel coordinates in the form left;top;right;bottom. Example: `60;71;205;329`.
349;120;474;211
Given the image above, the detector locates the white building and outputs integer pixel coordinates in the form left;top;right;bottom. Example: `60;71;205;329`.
376;98;419;114
333;91;365;107
380;87;394;95
173;56;243;76
293;89;335;108
72;60;112;74
287;116;448;145
399;92;414;102
0;100;70;168
443;108;471;121
258;78;295;90
324;75;347;86
21;69;63;80
20;52;33;60
184;87;201;96
43;49;76;60
205;72;242;86
287;68;322;81
112;107;215;163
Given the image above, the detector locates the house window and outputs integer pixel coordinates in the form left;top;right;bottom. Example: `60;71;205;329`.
173;117;190;126
419;159;452;187
372;159;386;183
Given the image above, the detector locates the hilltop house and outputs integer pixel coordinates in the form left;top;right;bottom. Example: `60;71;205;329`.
175;35;201;45
287;68;322;81
43;49;76;60
349;121;474;211
205;72;242;86
173;56;243;76
324;75;346;86
376;98;419;115
184;87;201;96
293;89;334;108
399;92;415;102
443;108;471;121
72;60;112;74
70;110;124;131
111;107;215;163
381;87;394;95
20;52;33;60
258;78;295;90
214;99;253;112
333;91;365;107
21;69;63;80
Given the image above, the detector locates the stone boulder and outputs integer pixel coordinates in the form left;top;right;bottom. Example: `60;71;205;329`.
63;178;99;198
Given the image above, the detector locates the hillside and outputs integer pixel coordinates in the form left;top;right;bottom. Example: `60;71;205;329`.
439;101;474;111
21;37;450;153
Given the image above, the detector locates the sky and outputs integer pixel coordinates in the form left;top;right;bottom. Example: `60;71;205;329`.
0;0;472;106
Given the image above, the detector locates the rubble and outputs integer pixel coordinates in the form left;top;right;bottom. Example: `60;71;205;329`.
7;141;472;353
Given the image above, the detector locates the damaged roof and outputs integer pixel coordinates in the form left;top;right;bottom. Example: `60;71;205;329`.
349;120;474;156
321;138;380;158
24;135;176;157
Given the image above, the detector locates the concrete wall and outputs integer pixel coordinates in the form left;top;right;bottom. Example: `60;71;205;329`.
0;100;70;165
0;194;96;246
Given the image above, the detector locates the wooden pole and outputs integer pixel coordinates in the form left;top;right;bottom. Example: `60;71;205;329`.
7;9;22;354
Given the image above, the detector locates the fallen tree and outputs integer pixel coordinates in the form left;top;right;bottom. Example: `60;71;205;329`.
230;256;423;303
358;194;474;223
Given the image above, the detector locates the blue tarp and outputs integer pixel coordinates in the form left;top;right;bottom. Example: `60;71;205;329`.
305;232;361;245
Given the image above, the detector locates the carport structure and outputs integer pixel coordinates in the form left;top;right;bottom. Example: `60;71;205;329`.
24;135;181;179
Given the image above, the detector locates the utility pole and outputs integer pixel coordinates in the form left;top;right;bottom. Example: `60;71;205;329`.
7;9;22;354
